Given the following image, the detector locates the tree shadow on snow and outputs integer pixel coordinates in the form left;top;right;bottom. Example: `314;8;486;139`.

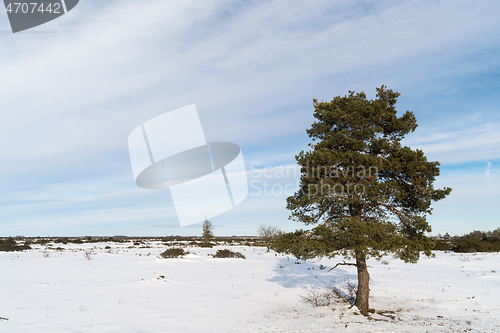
266;256;358;290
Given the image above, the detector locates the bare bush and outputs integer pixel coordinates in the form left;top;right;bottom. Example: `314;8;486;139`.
256;225;282;252
343;281;357;305
301;288;335;307
84;250;95;260
301;280;357;308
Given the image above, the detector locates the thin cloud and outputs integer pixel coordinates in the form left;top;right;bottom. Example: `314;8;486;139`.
403;119;500;164
485;162;492;178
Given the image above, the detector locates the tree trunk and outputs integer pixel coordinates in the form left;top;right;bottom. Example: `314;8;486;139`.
354;250;370;315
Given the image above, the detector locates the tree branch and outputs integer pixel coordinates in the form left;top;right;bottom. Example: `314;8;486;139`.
319;216;349;225
320;215;377;226
364;203;410;223
328;260;357;272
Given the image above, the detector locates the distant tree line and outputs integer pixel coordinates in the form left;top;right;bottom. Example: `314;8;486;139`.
433;228;500;252
2;228;499;253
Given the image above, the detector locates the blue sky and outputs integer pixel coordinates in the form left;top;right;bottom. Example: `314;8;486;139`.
0;0;499;237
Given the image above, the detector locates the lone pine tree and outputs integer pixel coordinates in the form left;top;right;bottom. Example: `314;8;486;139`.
202;219;214;245
272;86;451;315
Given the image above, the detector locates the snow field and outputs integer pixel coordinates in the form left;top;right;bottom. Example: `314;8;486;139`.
1;242;499;332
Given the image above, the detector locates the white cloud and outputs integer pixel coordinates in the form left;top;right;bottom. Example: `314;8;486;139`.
402;116;500;164
485;162;492;178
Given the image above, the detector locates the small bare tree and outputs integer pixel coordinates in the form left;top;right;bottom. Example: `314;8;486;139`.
202;219;214;245
257;225;282;252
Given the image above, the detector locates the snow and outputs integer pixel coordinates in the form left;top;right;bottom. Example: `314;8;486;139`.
1;242;499;332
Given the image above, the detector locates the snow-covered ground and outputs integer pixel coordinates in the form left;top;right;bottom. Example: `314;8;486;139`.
1;241;499;332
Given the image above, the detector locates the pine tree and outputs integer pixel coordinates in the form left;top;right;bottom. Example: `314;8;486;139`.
272;86;451;314
202;219;214;245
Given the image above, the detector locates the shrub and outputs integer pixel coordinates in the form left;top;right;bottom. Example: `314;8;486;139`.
301;288;333;307
433;239;453;251
187;241;213;248
84;250;95;260
452;238;493;253
33;238;50;245
54;238;68;244
212;249;245;259
0;238;31;252
433;228;500;253
301;280;357;308
159;248;188;258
